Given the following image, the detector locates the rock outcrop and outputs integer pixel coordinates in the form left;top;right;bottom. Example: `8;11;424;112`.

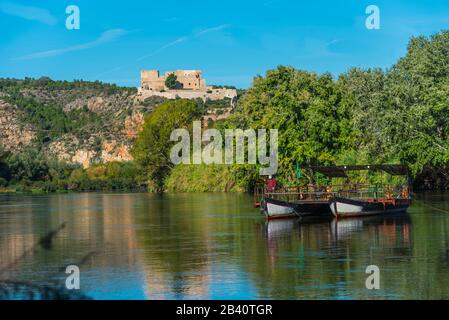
0;100;36;151
0;80;147;168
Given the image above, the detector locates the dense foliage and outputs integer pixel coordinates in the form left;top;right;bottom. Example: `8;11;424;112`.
222;67;352;187
336;30;449;188
169;30;449;191
131;99;202;192
0;77;136;93
165;74;178;90
3;90;105;141
0;147;143;193
165;164;244;192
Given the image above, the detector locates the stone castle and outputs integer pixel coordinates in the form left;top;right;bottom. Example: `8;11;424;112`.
137;69;237;105
140;70;206;91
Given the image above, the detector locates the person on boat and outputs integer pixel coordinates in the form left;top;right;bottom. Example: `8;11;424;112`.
325;185;333;200
384;186;394;199
266;175;277;192
400;186;410;199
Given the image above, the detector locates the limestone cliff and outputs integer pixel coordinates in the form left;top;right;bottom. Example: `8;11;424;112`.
0;100;36;151
0;78;237;169
0;78;149;168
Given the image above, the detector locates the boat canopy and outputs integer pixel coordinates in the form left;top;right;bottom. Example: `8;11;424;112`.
309;164;409;177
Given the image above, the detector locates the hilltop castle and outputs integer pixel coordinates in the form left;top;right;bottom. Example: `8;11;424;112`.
140;70;206;91
137;69;237;105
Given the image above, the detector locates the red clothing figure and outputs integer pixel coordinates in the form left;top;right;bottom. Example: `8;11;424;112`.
266;177;277;191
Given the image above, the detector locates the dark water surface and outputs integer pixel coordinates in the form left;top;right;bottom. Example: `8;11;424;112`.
1;192;449;299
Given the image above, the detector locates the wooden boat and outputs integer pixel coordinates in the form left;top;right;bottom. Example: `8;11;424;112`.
310;164;412;218
329;196;410;218
261;197;296;218
262;197;330;219
254;183;334;219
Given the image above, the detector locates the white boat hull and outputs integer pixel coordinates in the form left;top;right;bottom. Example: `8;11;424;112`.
263;197;331;219
330;197;410;218
330;201;363;216
265;202;296;218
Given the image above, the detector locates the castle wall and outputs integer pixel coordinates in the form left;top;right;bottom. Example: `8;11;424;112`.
140;70;165;91
170;70;204;90
141;69;206;91
138;69;237;106
137;88;238;105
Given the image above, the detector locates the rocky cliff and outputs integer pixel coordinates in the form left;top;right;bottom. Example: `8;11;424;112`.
0;78;239;171
0;78;152;168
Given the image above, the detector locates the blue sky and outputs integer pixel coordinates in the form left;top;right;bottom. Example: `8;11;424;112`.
1;0;449;88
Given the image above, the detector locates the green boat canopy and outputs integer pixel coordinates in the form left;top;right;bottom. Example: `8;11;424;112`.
308;164;409;178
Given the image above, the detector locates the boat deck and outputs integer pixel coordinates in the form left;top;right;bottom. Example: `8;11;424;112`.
254;186;336;208
255;164;412;219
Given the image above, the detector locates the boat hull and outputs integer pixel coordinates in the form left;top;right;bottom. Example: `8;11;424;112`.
263;197;330;219
329;196;410;218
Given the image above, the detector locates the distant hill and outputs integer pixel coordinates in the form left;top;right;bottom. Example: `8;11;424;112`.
0;77;237;169
0;78;145;167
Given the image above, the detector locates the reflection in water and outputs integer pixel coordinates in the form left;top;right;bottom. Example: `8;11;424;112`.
0;192;449;299
258;214;413;299
265;219;299;240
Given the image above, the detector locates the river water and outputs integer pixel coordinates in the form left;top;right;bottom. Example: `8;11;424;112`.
0;192;449;299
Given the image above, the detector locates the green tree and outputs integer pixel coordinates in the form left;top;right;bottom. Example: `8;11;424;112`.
337;68;391;159
386;30;449;174
6;148;49;183
336;30;449;185
225;66;352;185
165;73;178;90
131;99;202;192
0;148;11;185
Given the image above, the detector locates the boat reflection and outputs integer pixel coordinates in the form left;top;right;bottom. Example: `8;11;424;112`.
265;218;300;240
252;213;414;298
262;213;412;261
331;213;412;244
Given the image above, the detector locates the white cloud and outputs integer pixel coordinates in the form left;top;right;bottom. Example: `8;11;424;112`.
0;2;57;25
94;24;231;78
12;29;128;61
136;25;230;61
194;24;230;37
296;38;343;59
137;24;231;61
136;36;188;61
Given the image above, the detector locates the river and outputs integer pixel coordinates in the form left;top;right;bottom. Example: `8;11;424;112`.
1;192;449;299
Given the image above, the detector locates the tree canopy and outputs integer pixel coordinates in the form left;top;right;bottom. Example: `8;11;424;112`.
165;74;178;90
338;30;449;177
214;30;449;189
224;66;352;185
131;99;202;191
